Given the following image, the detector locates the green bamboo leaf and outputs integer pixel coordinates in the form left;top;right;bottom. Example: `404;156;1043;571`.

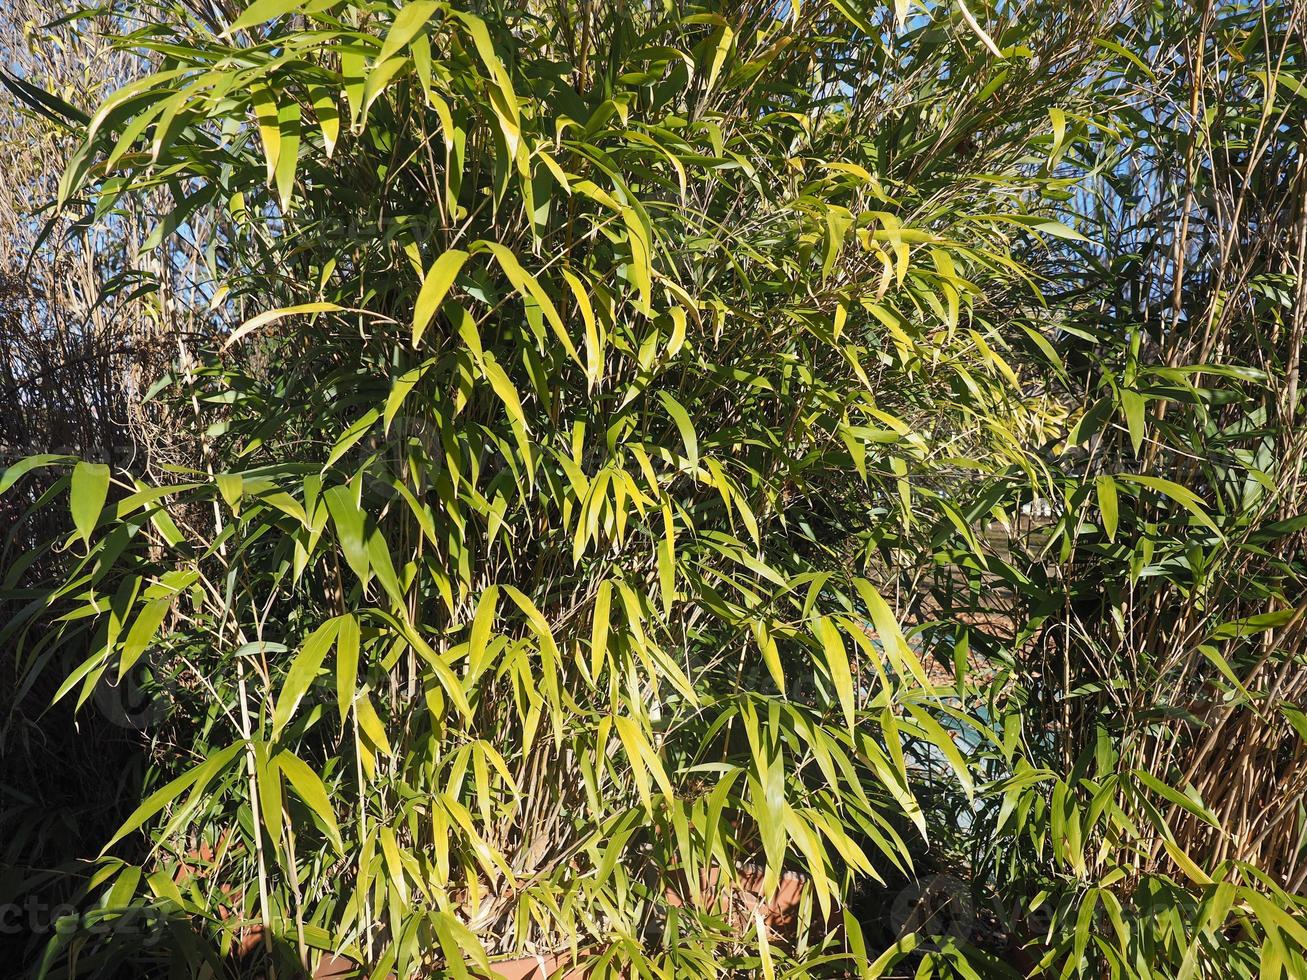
251;82;279;185
355;693;392;755
1120;387;1146;456
412;249;469;346
70;461;110;546
336;612;360;728
431;911;490;978
340;45;366;130
272;618;341;738
1164;839;1213;885
224;302;341;349
755;910;775;980
657;391;698;471
905;702;975;799
866;933;920;976
451;11;519;136
216;472;244;514
1209;608;1298;640
274;99;300;211
480;242;579;363
482;354;529;432
102;742;243;852
255;741;283;849
308;84;339;157
1073;887;1098;966
815;616;855;731
1117;474;1222;536
378;1;440;65
118;597;171;678
613;714;674;804
224;0;306;34
705;24;734;91
1243;891;1307;952
145;868;186;908
360;56;409;123
384;365;426;433
379;824;409;906
324;483;370;583
277;750;344;852
397;619;473;720
823;205;853;281
754;621;785;694
1132;769;1221;830
589;579;611;682
0;454;73;495
853;578;935;693
1095;475;1119;541
658;502;676;616
325;407;381;469
366;528;405;606
468;585;499;681
1092;36;1157;80
1048;106;1067;166
622;208;654;314
502;586;559;664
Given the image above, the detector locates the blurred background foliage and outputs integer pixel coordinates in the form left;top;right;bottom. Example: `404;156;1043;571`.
2;0;1306;977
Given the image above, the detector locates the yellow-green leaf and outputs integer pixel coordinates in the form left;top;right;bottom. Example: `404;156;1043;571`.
272;619;341;738
657;391;698;471
225;302;341;348
378;1;440;65
1096;475;1119;541
815;616;855;731
70;461;110;546
412;249;469;346
336;612;360;728
225;0;306;34
119;597;171;678
277;750;344;852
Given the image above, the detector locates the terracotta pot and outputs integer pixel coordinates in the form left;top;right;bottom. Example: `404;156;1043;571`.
664;866;811;935
485;954;589;979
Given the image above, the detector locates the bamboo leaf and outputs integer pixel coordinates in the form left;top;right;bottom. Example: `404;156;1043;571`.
272;619;341;738
0;454;73;495
225;303;341;348
102;742;243;852
657;391;698;471
1096;475;1119;541
482;354;529;432
468;585;499;681
815;616;855;732
277;750;344;852
274;99;300;211
336;612;360;728
118;597;171;678
957;0;1005;57
385;362;428;434
70;461;110;546
378;1;440;65
1118;474;1223;536
225;0;306;34
412;249;469;346
589;579;612;682
324;483;370;583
